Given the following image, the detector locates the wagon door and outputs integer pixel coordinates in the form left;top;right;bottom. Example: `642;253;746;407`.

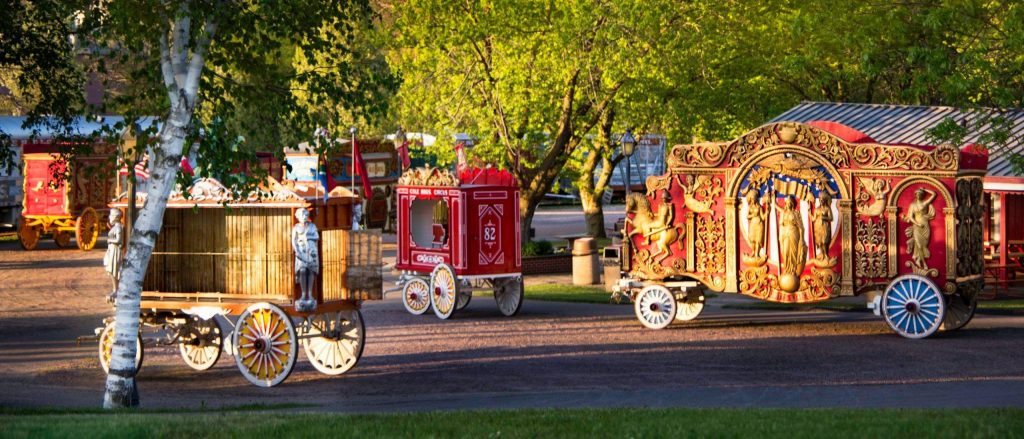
22;156;66;216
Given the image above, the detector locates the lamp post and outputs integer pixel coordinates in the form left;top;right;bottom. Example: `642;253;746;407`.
621;128;636;199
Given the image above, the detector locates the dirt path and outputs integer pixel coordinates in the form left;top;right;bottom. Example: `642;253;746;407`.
2;239;1024;411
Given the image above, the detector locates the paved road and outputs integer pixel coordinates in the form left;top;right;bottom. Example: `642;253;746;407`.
2;210;1024;411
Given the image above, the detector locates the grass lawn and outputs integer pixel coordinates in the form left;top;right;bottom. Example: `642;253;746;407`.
521;284;623;304
472;284;623;305
1;407;1022;438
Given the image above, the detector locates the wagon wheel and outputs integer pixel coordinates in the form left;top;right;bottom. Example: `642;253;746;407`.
494;277;523;317
17;219;39;251
882;275;946;339
402;277;431;315
675;290;705;322
940;290;977;332
178;316;223;371
53;230;72;248
75;207;99;251
233;303;298;387
98;320;144;374
456;279;479;311
634;285;676;330
302;309;365;376
429;263;458;319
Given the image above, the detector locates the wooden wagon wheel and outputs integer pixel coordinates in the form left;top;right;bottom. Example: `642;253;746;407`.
302;309;365;376
17;219;39;251
178;316;223;371
75;207;100;251
53;230;72;248
634;285;676;330
429;263;458;319
882;275;946;339
675;290;705;322
98;321;144;374
402;277;431;315
232;303;298;387
493;276;523;317
940;290;977;332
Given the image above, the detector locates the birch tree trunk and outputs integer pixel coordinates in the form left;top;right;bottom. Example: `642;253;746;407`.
103;13;216;408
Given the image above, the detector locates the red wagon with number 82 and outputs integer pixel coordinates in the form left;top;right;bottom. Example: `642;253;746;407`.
394;166;523;319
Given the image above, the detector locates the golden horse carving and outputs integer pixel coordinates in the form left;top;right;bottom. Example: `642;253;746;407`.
625;192;683;266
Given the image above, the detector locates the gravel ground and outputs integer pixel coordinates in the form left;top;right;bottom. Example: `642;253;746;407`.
2;212;1024;411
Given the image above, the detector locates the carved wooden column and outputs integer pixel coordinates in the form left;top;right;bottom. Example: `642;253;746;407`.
839;199;854;296
685;212;696;272
886;205;898;276
944;206;956;292
724;197;738;292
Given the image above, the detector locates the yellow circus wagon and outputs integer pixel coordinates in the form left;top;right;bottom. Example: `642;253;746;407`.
98;177;382;387
617;121;987;338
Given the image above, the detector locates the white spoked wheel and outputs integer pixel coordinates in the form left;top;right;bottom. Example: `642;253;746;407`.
882;275;946;339
456;280;475;311
675;290;705;322
634;285;676;330
402;278;431;315
941;290;977;332
98;321;143;374
233;303;298;387
494;276;524;317
178;316;223;371
430;264;459;319
302;309;365;376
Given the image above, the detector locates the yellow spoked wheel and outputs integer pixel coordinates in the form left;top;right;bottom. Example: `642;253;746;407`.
233;303;297;387
75;207;99;251
17;219;39;251
430;263;458;320
178;316;223;371
98;321;144;374
402;278;430;315
301;310;365;376
53;230;72;248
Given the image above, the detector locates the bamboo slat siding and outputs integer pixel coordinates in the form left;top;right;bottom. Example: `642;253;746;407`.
322;229;382;301
144;208;292;298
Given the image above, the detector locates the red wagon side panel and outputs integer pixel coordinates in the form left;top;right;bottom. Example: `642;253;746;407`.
22;156;67;216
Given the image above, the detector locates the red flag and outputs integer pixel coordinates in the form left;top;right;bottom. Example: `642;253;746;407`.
399;141;411;170
351;138;372;199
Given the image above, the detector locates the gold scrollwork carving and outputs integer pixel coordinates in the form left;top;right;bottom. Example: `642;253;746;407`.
667;123;852;170
852;143;958;171
398;166;459;187
855;217;887;284
856;177;890;216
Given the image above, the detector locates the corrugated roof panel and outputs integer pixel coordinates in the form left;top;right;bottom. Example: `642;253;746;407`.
771;102;1023;177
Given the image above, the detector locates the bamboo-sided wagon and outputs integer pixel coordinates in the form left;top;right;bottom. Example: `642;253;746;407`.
618;121;987;338
394;166;524;319
17;143;115;250
99;177;381;387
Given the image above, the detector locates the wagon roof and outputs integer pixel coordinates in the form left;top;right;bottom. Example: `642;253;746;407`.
109;176;357;209
397;166;516;188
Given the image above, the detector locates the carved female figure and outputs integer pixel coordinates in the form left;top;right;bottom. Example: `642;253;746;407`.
778;196;807;276
292;208;320;312
812;191;833;260
103;209;124;302
744;188;767;258
903;188;936;269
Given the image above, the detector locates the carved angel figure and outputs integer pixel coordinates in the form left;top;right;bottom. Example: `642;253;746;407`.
812;191;833;260
903;188;936;269
744;188;768;258
778;196;807;276
292;208;320;312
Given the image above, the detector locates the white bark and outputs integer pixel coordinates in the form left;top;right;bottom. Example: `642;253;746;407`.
103;10;216;408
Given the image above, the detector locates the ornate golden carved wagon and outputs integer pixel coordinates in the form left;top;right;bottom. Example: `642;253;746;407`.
98;177;381;386
617;121;987;338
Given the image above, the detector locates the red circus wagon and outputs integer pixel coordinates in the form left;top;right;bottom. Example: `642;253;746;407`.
98;176;382;387
617;121;987;339
395;166;523;319
17;142;116;250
